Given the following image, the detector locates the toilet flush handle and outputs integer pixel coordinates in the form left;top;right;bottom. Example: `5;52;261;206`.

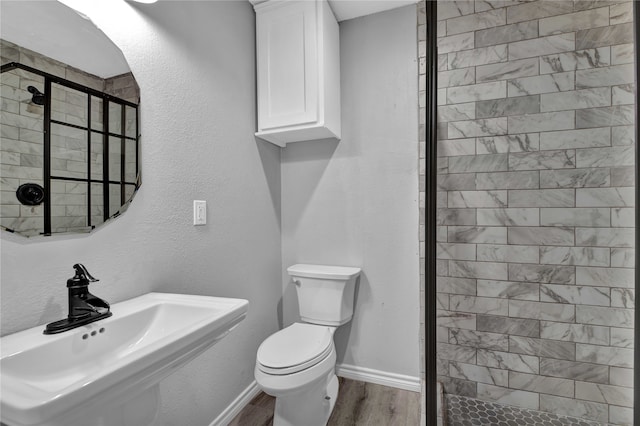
293;279;301;286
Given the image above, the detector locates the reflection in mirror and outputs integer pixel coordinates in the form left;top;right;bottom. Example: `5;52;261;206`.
0;1;140;237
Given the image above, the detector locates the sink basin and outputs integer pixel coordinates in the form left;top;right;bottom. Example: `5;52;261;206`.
1;292;249;426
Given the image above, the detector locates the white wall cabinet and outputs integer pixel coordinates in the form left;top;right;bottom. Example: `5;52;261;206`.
254;0;340;147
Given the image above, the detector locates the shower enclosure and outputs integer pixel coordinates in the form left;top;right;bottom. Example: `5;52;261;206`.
425;1;638;425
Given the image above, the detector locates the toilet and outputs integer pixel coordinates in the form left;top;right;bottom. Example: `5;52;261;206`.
255;264;361;426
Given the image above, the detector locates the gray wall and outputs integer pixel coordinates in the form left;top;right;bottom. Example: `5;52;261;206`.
436;0;635;424
0;1;282;425
281;5;421;381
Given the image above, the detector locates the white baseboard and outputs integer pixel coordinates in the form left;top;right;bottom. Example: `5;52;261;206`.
336;363;421;393
209;380;261;426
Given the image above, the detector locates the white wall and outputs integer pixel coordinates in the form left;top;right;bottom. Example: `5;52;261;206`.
281;5;420;379
0;1;282;425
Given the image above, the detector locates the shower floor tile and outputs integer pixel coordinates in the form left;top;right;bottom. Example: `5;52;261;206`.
445;395;606;426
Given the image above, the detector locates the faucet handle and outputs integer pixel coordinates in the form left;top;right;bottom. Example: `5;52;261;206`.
67;264;99;288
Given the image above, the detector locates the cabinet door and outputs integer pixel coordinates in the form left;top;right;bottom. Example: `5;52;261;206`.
256;1;319;131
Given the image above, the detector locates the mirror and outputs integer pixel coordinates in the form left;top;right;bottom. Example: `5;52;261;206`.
0;1;140;237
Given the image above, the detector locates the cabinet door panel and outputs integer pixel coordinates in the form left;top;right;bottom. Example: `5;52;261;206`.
257;1;318;130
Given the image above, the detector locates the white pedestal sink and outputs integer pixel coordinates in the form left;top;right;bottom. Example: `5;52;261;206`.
0;293;249;426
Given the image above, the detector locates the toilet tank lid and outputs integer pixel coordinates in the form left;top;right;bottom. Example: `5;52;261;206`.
287;264;361;280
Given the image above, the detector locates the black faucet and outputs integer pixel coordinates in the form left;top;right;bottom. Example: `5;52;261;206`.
44;264;112;335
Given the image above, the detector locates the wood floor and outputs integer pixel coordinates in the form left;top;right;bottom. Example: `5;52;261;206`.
228;377;421;426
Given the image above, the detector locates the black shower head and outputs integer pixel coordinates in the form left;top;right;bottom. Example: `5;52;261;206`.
27;85;45;106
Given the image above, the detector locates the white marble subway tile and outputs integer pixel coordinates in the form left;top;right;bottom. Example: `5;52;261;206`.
437;309;477;330
540;321;609;346
540;208;610;227
611;125;635;146
576;146;634;168
438;55;448;73
449;45;508;69
509;264;575;284
438;103;476;121
539;394;608;423
508;72;574;97
476;95;540;119
438;342;477;363
476;58;539;83
437;88;447;105
476;21;538;49
539;127;610;151
509;150;575;171
508;189;575;208
611;167;635;186
438;174;477;192
574;0;628;12
508;372;574;397
450;362;508;387
451;295;509;315
577;228;634;248
477;315;541;339
509;227;574;246
540;87;610;112
477;208;539;226
540;247;610;268
610;1;633;24
449;190;507;208
509;300;575;322
539;7;609;37
576;266;634;288
576;64;635;88
438;32;475;54
449;153;509;173
448;226;508;244
539;47;610;74
477;244;539;264
611;248;634;268
449;117;509;138
477;349;539;374
540;358;609;384
438;1;475;21
477;384;540;410
508;111;575;134
610;367;634;388
438;138;476;157
576;343;634;368
576;22;634;49
437;259;449;276
438;207;477;225
576;382;633;407
437;243;477;261
437;276;477;295
577;306;634;332
611;43;634;65
437;295;449;311
475;1;532;13
447;9;506;36
610;406;634;425
506;1;573;24
540;284;610;307
438;68;476;89
477;279;540;300
450;260;509;280
612;83;634;105
476;171;539;190
447;81;506;103
539;169;609;188
611;327;634;349
576;187;634;207
611;288;634;309
477;133;539;154
509;336;575;360
508;33;575;61
449;328;510;351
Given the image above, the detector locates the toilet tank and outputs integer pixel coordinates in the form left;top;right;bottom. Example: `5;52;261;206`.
287;264;361;326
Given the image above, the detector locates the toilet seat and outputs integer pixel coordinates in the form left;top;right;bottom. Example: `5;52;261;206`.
257;323;333;375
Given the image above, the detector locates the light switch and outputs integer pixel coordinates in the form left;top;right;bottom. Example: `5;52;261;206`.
193;200;206;225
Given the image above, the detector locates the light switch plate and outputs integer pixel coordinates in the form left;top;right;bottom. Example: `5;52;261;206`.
193;200;206;225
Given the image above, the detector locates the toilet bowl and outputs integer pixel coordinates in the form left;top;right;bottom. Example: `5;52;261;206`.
255;264;361;426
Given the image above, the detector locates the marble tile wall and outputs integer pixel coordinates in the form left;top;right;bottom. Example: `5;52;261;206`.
436;1;635;424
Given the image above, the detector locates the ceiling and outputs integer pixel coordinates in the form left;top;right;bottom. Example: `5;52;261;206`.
250;0;419;21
